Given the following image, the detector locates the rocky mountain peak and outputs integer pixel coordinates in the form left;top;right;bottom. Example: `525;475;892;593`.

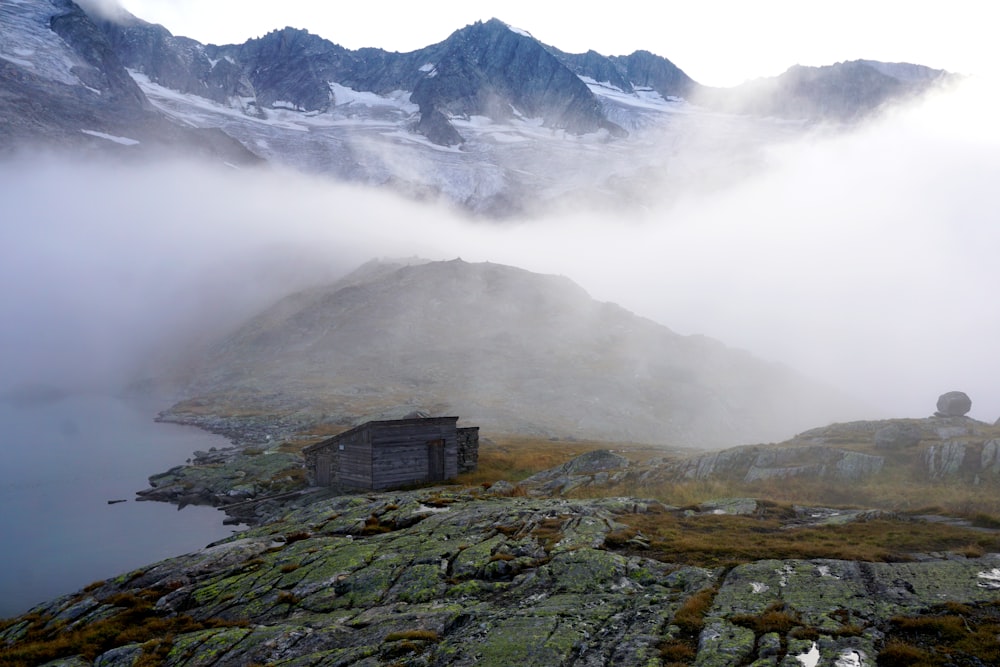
409;18;626;143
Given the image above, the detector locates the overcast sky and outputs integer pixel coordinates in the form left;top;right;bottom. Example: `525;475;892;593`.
117;0;994;87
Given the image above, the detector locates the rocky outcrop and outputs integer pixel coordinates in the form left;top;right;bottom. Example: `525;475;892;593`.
519;444;887;496
874;422;922;449
673;445;885;483
513;413;1000;497
136;445;308;523
4;488;1000;666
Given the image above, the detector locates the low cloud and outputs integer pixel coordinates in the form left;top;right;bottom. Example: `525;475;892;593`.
1;77;997;422
75;0;128;23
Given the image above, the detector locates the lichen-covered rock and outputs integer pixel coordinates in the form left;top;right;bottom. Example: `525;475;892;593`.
136;447;307;518
874;422;922;449
7;489;1000;667
982;440;1000;474
924;441;967;479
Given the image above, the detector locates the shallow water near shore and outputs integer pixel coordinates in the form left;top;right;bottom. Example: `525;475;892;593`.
0;393;239;618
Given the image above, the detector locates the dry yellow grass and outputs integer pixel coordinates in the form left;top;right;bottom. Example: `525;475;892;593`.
454;434;677;486
611;505;1000;567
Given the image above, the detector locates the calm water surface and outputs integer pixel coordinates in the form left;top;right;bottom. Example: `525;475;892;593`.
0;394;239;618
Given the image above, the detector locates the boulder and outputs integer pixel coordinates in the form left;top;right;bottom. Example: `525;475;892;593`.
561;449;630;475
874;422;923;449
935;391;971;417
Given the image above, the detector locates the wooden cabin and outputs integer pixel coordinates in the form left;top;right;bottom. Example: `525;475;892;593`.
303;416;479;491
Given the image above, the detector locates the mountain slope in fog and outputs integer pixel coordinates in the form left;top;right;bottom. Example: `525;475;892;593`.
694;60;954;121
166;259;861;447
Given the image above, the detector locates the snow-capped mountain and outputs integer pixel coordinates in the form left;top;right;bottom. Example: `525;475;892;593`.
0;1;953;214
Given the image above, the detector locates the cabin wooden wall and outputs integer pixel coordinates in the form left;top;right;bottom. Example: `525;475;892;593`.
336;427;373;490
369;418;458;490
304;417;471;490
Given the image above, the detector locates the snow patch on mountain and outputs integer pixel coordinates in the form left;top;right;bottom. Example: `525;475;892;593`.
328;83;418;113
80;129;140;145
580;75;687;113
503;22;534;39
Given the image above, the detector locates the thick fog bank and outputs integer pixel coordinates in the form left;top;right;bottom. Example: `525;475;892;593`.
1;77;996;423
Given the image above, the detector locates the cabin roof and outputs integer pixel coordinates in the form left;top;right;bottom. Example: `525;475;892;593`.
302;416;461;453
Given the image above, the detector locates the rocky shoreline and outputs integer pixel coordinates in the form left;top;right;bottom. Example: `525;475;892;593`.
4;486;1000;665
10;401;991;664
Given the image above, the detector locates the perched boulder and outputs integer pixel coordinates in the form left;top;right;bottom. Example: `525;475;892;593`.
874;422;923;450
936;391;972;417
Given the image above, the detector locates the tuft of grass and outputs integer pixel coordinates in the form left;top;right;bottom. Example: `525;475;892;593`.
361;514;395;535
878;639;932;665
134;635;174;667
673;586;717;635
878;601;1000;666
489;552;517;562
494;522;524;537
531;516;567;551
732;601;801;635
276;591;300;606
659;639;696;664
422;494;456;508
661;585;718;664
283;531;311;544
603;527;639;548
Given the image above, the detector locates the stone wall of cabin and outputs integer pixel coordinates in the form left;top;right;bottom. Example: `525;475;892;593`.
457;426;479;473
303;439;341;487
